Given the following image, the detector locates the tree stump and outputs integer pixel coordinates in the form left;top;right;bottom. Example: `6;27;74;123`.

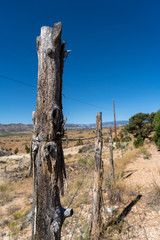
31;22;73;240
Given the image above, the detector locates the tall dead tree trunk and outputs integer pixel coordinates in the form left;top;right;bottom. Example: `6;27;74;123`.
91;112;103;240
31;22;73;240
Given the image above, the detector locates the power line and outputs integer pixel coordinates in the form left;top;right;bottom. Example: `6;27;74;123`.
0;74;36;89
0;32;113;112
0;73;113;112
63;94;112;112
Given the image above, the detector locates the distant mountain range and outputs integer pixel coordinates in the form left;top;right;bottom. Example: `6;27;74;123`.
0;121;128;134
66;121;128;129
0;123;33;134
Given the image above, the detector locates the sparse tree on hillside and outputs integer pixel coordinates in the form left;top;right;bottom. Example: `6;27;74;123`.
153;110;160;149
125;112;155;140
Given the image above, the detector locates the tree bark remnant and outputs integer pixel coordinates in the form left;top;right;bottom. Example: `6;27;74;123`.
31;22;73;240
91;112;103;240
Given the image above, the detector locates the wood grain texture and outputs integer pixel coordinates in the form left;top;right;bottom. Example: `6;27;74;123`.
91;112;103;240
31;22;72;240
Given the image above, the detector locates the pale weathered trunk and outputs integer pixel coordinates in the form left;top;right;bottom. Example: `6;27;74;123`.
113;99;117;144
109;128;115;180
91;112;103;240
31;22;72;240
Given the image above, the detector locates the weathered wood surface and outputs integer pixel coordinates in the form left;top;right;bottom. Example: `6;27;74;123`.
113;99;117;144
91;112;103;240
31;22;72;240
109;128;115;180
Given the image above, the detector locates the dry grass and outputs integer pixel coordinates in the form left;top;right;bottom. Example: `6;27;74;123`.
103;146;141;237
0;180;9;192
152;180;160;196
8;208;29;236
115;148;139;178
0;181;14;203
1;179;32;237
140;147;152;159
105;147;140;202
147;178;160;210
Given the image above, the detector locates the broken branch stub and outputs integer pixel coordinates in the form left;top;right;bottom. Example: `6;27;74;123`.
31;22;73;240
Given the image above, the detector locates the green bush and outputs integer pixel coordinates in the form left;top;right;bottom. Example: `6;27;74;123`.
140;147;151;159
14;148;19;155
78;157;94;166
113;137;120;142
153;110;160;149
25;145;30;153
78;158;87;165
6;148;12;152
122;136;132;142
133;135;144;148
104;137;109;143
126;112;155;140
75;139;83;146
78;148;83;153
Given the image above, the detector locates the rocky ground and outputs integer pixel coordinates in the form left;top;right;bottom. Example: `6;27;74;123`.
120;144;160;240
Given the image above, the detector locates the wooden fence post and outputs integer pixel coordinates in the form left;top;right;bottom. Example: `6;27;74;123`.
113;99;117;144
31;22;73;240
91;112;103;239
109;128;115;180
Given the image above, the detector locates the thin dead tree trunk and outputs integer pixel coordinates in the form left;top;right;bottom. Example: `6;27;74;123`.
91;112;103;240
31;22;73;240
109;128;115;180
113;99;117;144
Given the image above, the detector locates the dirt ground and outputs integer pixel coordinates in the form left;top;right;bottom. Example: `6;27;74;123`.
119;144;160;240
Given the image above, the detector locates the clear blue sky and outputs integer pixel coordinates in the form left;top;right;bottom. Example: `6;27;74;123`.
0;0;160;124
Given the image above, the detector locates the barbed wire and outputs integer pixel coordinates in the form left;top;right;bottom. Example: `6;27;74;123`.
67;162;94;209
32;136;96;142
32;135;111;143
70;178;94;240
62;137;95;142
